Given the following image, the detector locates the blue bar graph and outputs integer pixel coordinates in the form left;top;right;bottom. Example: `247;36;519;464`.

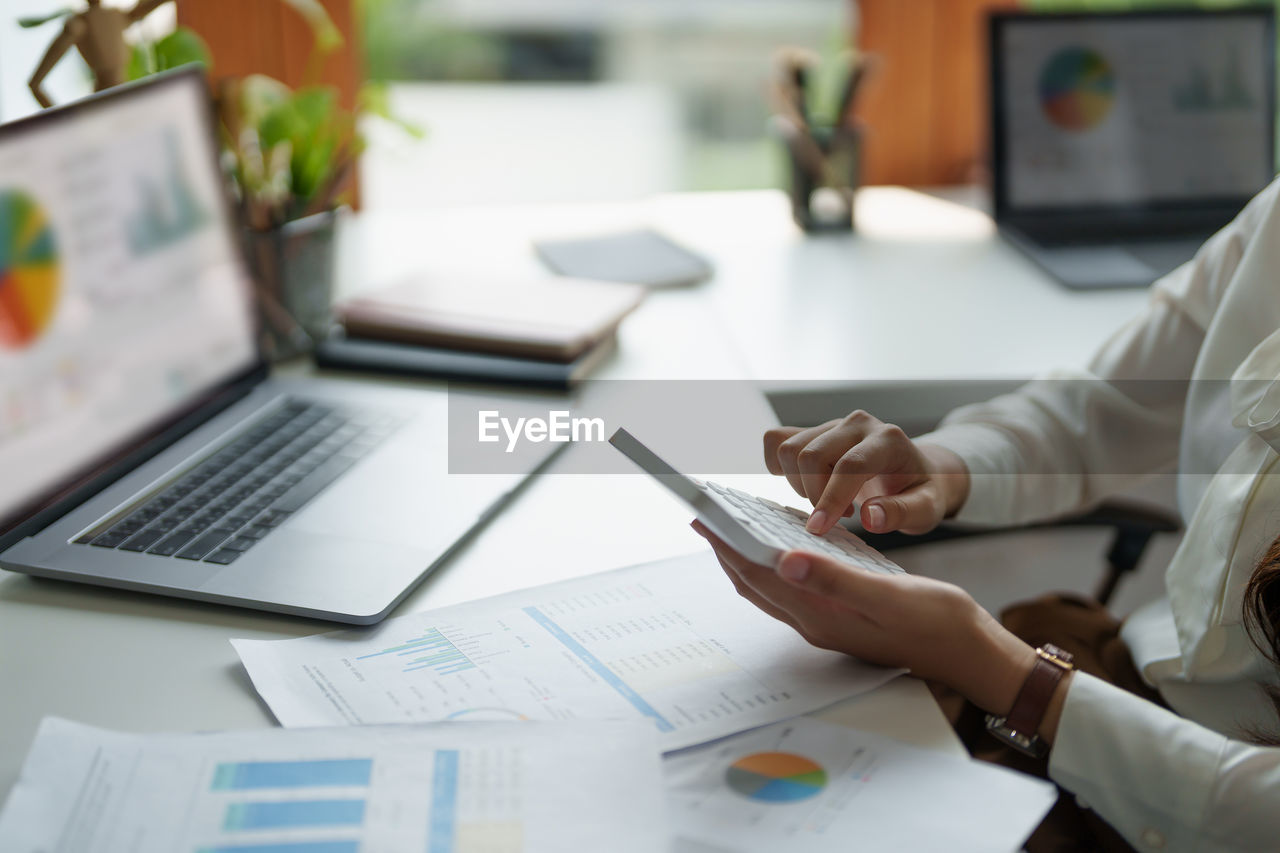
211;759;372;791
198;843;359;853
522;606;675;732
427;750;460;853
356;628;476;676
223;800;365;832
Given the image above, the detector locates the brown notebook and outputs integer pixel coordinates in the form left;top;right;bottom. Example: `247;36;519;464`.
335;273;646;363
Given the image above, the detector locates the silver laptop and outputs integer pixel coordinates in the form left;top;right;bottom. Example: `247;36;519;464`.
989;8;1275;290
0;69;552;624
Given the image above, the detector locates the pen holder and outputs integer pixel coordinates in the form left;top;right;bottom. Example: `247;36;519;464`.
781;124;862;233
244;208;341;361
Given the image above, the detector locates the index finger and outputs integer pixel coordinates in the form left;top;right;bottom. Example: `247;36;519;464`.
809;430;915;533
763;426;805;475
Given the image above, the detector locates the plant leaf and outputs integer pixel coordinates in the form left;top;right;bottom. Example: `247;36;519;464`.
151;28;212;72
237;74;294;131
279;0;343;54
18;9;74;28
126;44;156;81
359;82;426;139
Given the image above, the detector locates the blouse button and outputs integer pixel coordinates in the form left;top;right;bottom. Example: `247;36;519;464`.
1140;827;1166;849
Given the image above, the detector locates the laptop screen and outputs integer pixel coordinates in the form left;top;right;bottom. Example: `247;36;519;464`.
0;72;258;530
994;10;1276;213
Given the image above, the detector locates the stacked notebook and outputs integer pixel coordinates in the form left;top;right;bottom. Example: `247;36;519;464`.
318;273;645;389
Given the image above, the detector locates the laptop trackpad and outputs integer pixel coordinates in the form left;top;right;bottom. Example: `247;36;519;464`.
1036;246;1158;288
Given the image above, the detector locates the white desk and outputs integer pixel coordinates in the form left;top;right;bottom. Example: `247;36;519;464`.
0;187;1149;800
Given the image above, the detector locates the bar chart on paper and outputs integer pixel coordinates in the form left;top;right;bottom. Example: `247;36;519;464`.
356;627;476;675
198;747;531;853
232;553;902;751
201;754;372;852
0;718;666;853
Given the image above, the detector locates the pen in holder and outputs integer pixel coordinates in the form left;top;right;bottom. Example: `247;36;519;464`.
776;118;862;233
770;48;872;233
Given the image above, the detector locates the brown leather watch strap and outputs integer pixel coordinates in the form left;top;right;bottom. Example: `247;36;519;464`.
1004;644;1074;737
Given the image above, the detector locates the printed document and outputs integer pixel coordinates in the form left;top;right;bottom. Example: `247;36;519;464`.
665;716;1057;853
0;717;664;853
232;552;902;751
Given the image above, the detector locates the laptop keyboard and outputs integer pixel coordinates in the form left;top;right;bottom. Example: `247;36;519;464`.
75;399;404;565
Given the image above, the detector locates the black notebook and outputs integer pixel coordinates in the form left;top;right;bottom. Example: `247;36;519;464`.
314;331;617;390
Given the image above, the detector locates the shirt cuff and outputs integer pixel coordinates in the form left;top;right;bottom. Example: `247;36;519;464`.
1047;671;1225;851
915;422;1020;525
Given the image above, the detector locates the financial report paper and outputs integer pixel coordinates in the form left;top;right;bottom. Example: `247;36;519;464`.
0;718;665;853
232;552;902;752
665;716;1056;853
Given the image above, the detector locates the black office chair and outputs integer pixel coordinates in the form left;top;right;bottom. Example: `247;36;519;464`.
852;499;1182;606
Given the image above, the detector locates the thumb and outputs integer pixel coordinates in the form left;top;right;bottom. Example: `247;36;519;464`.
777;549;894;603
862;485;941;535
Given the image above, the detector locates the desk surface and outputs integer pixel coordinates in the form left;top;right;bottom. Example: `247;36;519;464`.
339;186;1150;384
0;187;1148;799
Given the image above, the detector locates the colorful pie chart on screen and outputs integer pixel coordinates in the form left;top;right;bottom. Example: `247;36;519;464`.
725;752;828;803
0;190;60;349
1039;47;1116;132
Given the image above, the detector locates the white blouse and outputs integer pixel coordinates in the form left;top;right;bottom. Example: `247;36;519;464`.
920;178;1280;850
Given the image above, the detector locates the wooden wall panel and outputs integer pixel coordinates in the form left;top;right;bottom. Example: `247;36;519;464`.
175;0;361;107
175;0;362;206
857;0;1021;186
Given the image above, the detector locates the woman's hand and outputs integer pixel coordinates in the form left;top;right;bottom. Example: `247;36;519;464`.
693;521;1038;718
764;412;971;536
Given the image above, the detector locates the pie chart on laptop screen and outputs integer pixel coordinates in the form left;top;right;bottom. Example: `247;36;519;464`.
1039;47;1116;132
0;189;60;349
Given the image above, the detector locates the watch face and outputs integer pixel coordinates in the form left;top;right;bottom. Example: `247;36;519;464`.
985;715;1049;759
1038;644;1075;668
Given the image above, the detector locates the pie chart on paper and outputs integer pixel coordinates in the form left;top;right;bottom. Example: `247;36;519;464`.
1039;47;1116;132
725;752;828;803
0;189;60;349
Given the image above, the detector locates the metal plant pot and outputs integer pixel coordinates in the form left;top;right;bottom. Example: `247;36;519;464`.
245;208;340;360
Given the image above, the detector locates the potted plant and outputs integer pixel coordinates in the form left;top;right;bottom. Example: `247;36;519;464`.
208;1;420;358
58;0;416;357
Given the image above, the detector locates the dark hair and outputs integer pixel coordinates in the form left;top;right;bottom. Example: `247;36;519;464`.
1243;538;1280;745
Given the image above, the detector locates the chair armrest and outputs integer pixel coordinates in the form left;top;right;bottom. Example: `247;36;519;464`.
850;499;1181;605
851;499;1180;551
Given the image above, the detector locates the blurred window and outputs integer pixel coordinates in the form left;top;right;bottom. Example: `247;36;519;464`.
359;0;851;207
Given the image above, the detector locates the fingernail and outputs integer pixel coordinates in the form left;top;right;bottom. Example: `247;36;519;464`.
778;553;811;583
867;504;886;531
806;510;829;534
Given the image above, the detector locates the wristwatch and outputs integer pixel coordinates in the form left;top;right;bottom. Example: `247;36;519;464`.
985;644;1075;758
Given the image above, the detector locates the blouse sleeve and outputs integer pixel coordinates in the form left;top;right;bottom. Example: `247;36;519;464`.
1048;672;1280;851
916;179;1279;526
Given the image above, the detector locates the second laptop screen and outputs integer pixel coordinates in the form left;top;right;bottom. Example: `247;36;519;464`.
1001;14;1274;211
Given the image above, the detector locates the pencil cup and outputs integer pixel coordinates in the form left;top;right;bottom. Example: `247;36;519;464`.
782;124;862;233
244;208;340;360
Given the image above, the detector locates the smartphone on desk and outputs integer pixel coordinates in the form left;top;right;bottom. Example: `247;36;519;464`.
609;428;903;575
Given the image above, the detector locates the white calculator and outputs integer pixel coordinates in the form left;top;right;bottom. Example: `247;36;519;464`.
609;428;903;575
